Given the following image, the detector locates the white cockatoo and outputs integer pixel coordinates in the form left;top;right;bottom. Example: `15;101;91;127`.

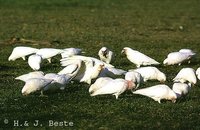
163;51;195;65
43;73;72;91
172;83;191;98
132;84;177;103
173;68;197;85
60;56;104;84
15;71;44;82
195;67;200;80
130;66;166;82
121;47;160;68
125;71;143;89
8;46;39;61
89;77;113;93
61;48;83;58
179;48;196;63
28;54;42;70
98;67;127;78
36;48;63;63
21;78;53;96
98;47;114;64
90;78;136;99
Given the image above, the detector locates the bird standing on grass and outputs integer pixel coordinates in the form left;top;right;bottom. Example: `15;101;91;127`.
130;66;166;82
8;46;39;61
121;47;160;68
163;50;195;66
173;68;197;85
132;84;177;103
90;78;136;99
98;47;114;64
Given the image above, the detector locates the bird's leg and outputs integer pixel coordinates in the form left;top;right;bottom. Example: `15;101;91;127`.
22;56;26;60
47;58;51;63
39;90;48;97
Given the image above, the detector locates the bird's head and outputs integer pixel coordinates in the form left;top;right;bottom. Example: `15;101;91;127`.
158;73;166;83
163;59;168;66
126;80;136;90
121;48;127;55
101;47;109;58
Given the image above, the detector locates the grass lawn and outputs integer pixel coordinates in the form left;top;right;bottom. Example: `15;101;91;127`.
0;0;200;129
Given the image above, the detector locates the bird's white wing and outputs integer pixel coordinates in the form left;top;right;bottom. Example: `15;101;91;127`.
15;71;44;82
36;48;63;59
8;46;39;61
28;54;42;70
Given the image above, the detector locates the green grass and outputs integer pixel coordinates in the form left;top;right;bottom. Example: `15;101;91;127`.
1;0;200;129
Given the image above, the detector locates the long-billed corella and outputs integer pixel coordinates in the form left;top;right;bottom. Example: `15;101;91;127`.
132;84;177;103
196;67;200;80
60;56;105;84
36;48;64;63
129;66;166;82
28;54;42;70
125;71;143;89
173;68;197;85
8;46;39;61
90;78;136;99
163;49;195;65
121;47;160;68
172;83;191;98
98;47;114;64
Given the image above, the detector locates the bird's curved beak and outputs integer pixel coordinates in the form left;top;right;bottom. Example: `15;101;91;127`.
172;99;176;103
121;49;125;54
102;50;108;58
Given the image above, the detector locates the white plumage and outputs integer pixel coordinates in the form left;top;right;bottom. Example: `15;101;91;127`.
195;67;200;80
173;68;197;85
8;46;39;61
98;67;127;78
60;56;104;84
36;48;63;63
172;83;191;98
43;73;71;91
125;71;143;89
130;66;166;82
28;54;42;70
89;77;113;93
90;78;135;99
163;51;195;65
98;47;114;64
15;71;44;82
132;84;177;103
61;48;83;58
21;78;53;96
121;47;160;68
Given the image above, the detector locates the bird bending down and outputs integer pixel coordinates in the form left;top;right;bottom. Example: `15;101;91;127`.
8;46;39;61
130;66;166;82
195;67;200;80
172;83;191;98
132;84;177;103
173;68;197;85
125;71;143;89
89;77;113;93
98;47;114;64
90;78;135;99
21;78;53;96
36;48;63;63
163;51;195;66
121;47;160;68
28;54;42;70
